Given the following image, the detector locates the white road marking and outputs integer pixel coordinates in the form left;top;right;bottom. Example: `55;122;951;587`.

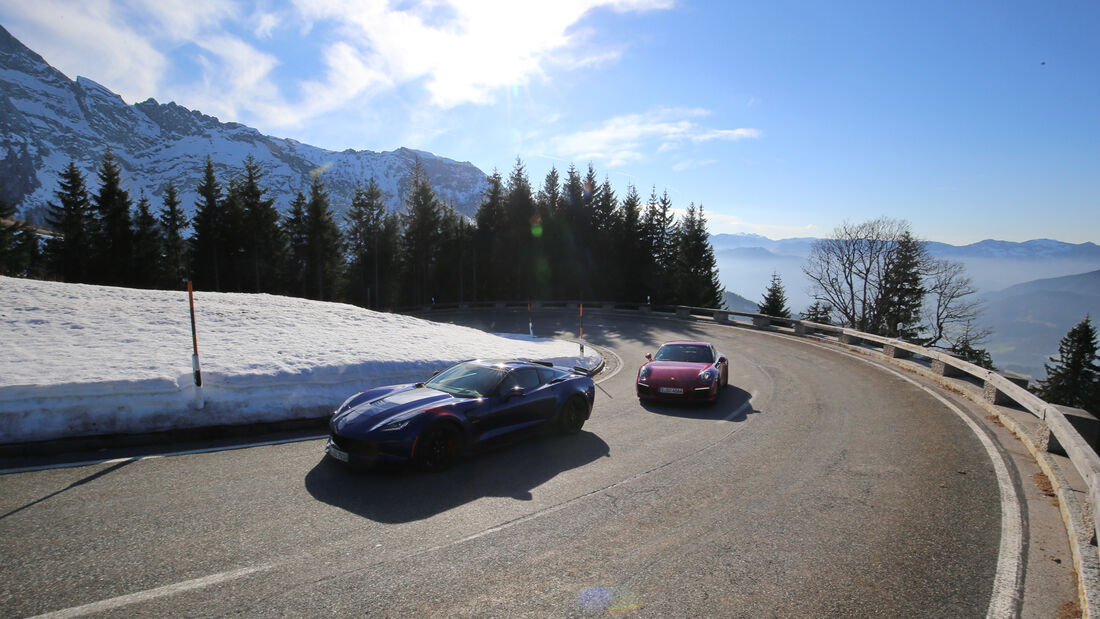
787;337;1024;617
0;435;328;476
592;343;625;384
29;565;273;618
899;375;1023;618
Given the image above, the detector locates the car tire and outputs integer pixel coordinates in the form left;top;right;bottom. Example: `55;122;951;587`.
558;397;588;434
415;424;458;470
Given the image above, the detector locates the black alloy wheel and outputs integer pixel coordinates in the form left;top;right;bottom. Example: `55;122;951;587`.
558;397;588;434
416;424;458;470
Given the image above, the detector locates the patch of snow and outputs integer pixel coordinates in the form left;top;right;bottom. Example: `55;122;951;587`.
0;276;598;443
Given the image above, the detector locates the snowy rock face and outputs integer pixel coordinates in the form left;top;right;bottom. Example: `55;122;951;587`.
0;26;490;227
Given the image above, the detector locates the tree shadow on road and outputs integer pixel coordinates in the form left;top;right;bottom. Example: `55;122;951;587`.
424;310;713;351
303;430;610;523
637;386;757;421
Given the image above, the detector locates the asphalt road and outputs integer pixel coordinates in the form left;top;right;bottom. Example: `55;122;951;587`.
0;311;1079;617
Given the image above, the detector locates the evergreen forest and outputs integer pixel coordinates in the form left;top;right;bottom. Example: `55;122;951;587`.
3;152;725;310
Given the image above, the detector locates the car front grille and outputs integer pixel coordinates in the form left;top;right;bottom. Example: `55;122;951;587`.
331;434;380;456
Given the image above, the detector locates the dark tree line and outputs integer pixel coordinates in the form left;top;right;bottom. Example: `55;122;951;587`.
4;152;724;310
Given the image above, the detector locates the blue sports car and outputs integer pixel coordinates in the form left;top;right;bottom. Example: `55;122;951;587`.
325;359;597;469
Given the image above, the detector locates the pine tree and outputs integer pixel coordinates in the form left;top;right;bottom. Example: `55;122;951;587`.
615;185;645;301
758;272;792;318
1035;316;1100;412
879;230;927;338
950;322;995;370
44;160;92;282
131;191;163;289
433;204;475;303
800;301;834;325
344;178;388;308
90;149;133;286
305;174;344;301
504;158;536;299
282;191;310;298
0;202;42;278
401;161;443;305
672;204;723;308
158;181;189;288
536;166;569;299
190;157;224;290
1;199;28;276
474;170;506;301
641;189;677;304
236;156;285;293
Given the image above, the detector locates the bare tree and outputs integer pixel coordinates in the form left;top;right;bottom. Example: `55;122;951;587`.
922;258;989;349
802;217;909;332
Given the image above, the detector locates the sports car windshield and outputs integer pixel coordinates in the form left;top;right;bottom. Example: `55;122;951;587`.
654;344;713;363
424;362;507;398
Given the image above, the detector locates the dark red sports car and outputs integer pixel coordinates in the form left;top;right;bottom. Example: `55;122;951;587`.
636;340;728;403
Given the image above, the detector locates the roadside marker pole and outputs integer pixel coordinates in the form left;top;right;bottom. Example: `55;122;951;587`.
528;303;533;337
187;280;204;409
579;303;584;355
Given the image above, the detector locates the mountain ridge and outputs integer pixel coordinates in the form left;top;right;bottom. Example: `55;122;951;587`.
0;25;490;226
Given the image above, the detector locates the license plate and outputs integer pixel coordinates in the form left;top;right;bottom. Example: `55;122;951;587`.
659;386;684;394
328;445;349;462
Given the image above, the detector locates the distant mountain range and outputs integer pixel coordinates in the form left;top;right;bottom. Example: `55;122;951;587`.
980;269;1100;379
712;233;1100;381
711;232;1100;310
0;25;489;227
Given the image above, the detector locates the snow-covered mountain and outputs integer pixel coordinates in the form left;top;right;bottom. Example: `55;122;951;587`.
0;25;490;227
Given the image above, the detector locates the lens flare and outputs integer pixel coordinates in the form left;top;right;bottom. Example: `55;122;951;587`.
577;586;643;613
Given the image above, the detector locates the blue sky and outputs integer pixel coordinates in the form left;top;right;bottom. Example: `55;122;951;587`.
2;0;1097;244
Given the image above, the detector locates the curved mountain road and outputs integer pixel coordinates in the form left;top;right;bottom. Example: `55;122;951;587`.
0;311;1079;617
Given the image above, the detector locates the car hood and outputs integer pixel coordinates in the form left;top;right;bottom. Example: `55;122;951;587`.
331;386;466;435
644;361;709;382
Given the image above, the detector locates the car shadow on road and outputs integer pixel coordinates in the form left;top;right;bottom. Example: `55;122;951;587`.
638;386;756;421
303;430;610;523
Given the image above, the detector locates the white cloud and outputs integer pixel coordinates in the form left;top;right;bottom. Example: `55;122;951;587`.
1;0;675;135
1;0;168;104
549;108;761;168
252;11;282;38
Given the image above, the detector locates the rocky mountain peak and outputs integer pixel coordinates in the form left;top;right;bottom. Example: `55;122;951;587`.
0;25;490;227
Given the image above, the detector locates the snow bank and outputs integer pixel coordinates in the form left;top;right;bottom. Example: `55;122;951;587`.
0;277;598;443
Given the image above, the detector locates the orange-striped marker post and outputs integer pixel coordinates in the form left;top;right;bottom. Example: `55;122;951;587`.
187;280;204;409
579;303;584;355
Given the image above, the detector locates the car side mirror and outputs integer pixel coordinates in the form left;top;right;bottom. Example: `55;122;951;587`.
645;353;653;361
718;355;727;365
505;387;526;400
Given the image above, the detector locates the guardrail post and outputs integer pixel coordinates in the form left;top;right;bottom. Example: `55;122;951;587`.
675;307;690;319
982;370;1032;405
714;310;729;323
931;358;965;377
752;315;770;329
1045;404;1100;456
883;343;912;359
839;332;862;346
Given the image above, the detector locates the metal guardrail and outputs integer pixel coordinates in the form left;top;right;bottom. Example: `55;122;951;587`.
407;299;1100;612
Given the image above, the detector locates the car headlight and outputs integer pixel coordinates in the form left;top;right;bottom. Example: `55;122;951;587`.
638;366;651;381
699;369;717;384
379;418;411;432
